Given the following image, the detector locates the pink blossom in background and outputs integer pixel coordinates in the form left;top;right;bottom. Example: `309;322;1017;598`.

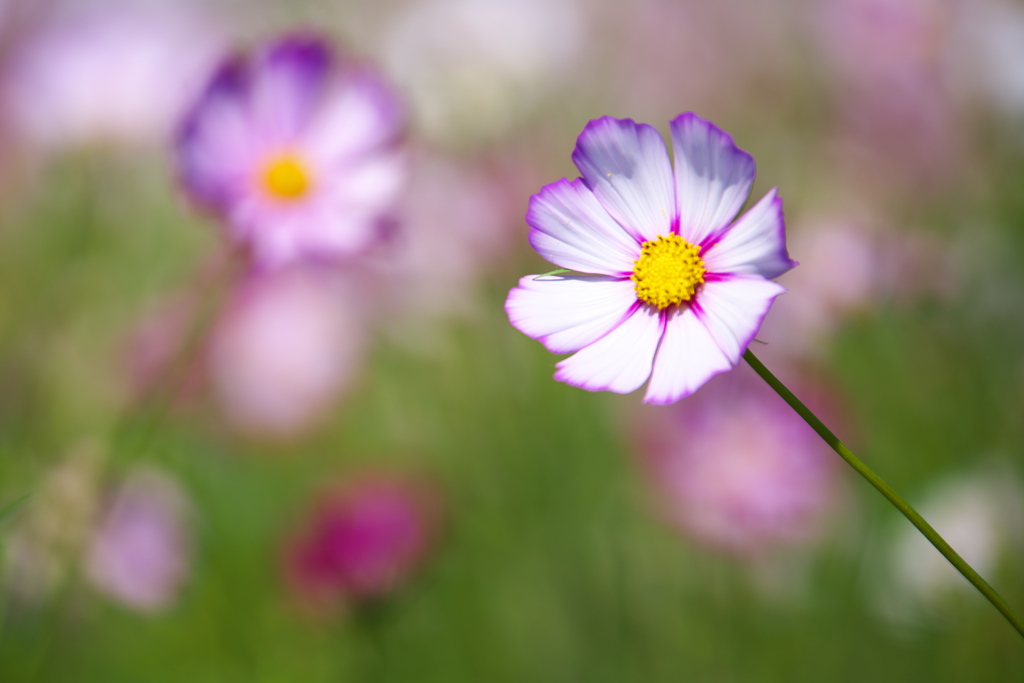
207;267;365;440
2;0;227;150
609;0;796;119
381;0;585;144
360;151;528;331
817;0;966;194
637;364;840;557
176;34;406;269
85;467;192;613
284;473;440;610
757;216;961;368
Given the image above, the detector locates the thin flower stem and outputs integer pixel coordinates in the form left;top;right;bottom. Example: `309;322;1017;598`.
743;348;1024;640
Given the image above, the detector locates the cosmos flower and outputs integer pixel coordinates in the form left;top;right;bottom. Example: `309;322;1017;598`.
176;35;406;269
637;364;840;557
506;113;795;404
284;473;440;610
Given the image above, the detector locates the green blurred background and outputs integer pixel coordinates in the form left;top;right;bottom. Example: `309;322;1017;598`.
1;0;1024;680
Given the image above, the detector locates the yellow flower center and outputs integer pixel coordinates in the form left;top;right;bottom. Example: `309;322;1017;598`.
631;234;707;309
262;155;311;200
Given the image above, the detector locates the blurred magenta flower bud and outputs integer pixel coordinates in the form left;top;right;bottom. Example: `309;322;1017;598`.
284;473;440;610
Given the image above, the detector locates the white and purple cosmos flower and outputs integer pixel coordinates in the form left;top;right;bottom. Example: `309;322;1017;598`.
176;35;406;269
506;113;796;404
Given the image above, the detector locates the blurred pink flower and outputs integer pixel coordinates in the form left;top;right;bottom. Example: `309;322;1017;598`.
818;0;965;193
2;0;227;150
638;364;840;557
176;34;406;269
207;267;365;440
85;467;192;613
284;473;440;610
757;216;961;367
360;152;526;330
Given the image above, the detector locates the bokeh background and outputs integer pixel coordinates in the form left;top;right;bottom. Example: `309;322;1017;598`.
1;0;1024;680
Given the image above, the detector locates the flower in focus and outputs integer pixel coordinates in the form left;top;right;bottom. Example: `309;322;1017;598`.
207;267;365;440
85;467;193;613
637;365;840;556
3;1;226;151
506;113;795;404
284;473;440;610
176;35;406;269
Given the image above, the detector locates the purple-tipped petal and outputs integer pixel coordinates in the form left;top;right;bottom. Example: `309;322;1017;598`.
696;275;786;361
506;275;636;354
644;305;733;405
176;54;254;211
527;178;641;275
670;113;756;246
572;117;675;243
701;189;796;279
251;35;333;141
554;303;662;394
305;64;405;165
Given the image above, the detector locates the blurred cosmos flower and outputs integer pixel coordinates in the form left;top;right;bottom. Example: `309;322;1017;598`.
5;441;103;602
382;0;585;144
284;473;440;611
207;267;365;440
85;467;192;613
637;364;840;557
506;113;795;404
2;0;226;151
176;34;406;269
873;466;1024;626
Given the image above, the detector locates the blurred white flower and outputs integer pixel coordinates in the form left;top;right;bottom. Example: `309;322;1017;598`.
85;467;192;612
5;441;103;602
3;0;227;150
873;466;1024;626
207;267;365;440
381;0;586;143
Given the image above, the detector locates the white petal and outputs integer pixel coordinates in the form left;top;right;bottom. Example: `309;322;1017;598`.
506;275;637;353
696;276;786;361
670;113;756;246
527;178;640;275
555;303;662;394
644;305;733;405
571;117;675;243
702;189;796;279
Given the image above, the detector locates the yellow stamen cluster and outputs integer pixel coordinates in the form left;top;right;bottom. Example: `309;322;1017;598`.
262;155;311;200
631;234;706;309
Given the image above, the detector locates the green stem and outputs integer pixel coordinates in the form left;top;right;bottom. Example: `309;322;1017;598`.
743;348;1024;640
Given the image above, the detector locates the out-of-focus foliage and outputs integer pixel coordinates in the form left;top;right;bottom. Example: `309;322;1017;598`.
1;0;1023;681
